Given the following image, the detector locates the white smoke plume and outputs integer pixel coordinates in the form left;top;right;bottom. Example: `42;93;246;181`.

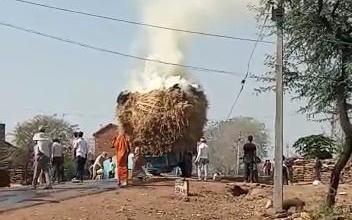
129;0;245;93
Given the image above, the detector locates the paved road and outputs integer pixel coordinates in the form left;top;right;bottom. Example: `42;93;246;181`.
0;180;117;213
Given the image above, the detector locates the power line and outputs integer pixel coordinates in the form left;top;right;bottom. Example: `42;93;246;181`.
225;81;245;120
225;15;270;120
244;15;269;80
9;0;275;44
11;0;352;46
0;21;242;76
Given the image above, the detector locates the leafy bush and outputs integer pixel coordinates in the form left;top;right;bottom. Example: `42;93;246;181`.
63;157;76;181
309;204;351;220
293;135;337;159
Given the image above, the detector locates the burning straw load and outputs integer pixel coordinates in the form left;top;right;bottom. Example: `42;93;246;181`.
117;84;208;155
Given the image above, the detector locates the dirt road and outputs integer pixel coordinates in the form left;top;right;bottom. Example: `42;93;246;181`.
1;180;351;220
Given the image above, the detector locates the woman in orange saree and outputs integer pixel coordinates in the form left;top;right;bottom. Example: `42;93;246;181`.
112;131;130;187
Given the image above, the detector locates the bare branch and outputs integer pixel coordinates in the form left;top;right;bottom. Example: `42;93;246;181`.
331;0;340;18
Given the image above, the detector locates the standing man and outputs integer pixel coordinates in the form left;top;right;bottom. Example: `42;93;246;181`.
112;129;130;187
52;139;65;183
282;156;289;185
32;126;52;190
195;137;209;181
243;135;256;183
72;131;88;183
314;157;322;182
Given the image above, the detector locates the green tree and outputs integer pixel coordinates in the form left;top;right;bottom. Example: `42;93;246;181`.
256;0;352;206
205;117;270;175
293;134;337;159
13;115;78;166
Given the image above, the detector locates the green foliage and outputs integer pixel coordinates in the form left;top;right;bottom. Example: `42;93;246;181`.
293;134;337;159
13;115;78;164
63;156;76;181
309;203;351;220
256;0;352;117
255;0;352;207
205;117;270;175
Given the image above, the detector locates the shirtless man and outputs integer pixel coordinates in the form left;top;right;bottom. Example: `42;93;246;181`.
90;152;108;180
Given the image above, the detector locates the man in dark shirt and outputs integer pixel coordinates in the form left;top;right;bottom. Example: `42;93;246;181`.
243;135;256;183
314;157;322;181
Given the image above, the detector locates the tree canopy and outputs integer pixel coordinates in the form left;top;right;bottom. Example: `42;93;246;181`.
256;0;352;206
292;134;337;159
13;115;78;164
257;0;352;117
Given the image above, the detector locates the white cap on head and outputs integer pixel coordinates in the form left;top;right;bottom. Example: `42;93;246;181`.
200;137;206;142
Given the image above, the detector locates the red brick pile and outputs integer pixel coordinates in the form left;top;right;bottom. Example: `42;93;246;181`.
292;159;352;184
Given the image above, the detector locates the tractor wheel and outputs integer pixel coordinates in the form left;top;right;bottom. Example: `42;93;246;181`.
180;153;193;178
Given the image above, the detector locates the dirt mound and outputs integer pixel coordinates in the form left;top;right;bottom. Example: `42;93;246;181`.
226;185;249;197
117;84;208;155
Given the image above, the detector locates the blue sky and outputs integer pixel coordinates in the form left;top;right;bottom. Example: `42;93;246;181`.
0;0;330;153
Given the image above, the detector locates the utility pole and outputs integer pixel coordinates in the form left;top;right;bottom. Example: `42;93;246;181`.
272;0;284;213
236;131;243;176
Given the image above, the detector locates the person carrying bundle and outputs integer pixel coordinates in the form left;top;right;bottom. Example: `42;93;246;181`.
32;126;52;190
113;130;131;187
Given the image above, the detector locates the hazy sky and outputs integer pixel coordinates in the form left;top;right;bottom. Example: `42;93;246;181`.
0;0;330;153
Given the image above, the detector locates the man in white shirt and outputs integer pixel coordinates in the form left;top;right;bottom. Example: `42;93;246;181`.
32;126;52;190
51;139;65;183
195;137;209;181
72;131;88;183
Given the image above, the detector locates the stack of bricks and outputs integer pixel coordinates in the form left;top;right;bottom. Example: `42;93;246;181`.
291;159;306;183
292;159;352;184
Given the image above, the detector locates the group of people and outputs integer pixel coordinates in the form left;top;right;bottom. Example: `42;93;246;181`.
195;135;266;182
31;127;90;189
30;125;149;189
194;134;262;183
32;126;305;188
32;126;65;189
243;135;300;184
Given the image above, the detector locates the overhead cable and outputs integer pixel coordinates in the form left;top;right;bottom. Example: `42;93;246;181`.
0;21;242;76
10;0;275;44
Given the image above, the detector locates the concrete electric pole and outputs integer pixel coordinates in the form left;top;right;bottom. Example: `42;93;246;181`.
272;0;284;213
236;131;243;176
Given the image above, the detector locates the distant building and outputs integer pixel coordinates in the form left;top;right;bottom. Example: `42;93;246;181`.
0;124;18;186
0;124;17;167
93;123;118;157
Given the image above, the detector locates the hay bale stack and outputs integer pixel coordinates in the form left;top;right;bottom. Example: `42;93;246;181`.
117;85;208;155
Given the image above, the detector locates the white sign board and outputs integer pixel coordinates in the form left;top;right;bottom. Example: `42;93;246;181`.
175;178;189;197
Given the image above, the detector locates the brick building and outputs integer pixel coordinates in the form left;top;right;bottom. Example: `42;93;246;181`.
0;124;19;186
93;123;118;157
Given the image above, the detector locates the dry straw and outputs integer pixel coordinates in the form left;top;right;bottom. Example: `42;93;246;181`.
117;85;208;155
